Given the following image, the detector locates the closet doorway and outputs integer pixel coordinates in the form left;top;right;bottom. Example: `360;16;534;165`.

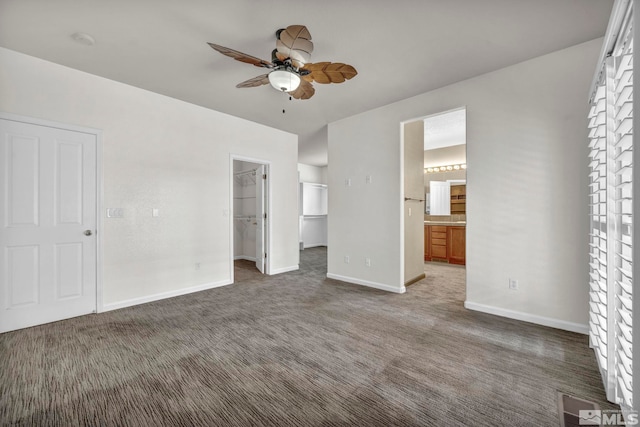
231;157;270;280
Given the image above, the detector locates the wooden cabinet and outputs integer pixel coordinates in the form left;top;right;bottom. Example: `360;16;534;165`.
450;185;466;214
430;225;448;261
447;226;466;265
424;224;465;265
424;225;431;261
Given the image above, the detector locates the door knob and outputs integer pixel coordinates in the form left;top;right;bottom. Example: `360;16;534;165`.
84;230;92;236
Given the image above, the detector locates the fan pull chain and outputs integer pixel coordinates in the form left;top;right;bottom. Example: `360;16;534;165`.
282;95;293;114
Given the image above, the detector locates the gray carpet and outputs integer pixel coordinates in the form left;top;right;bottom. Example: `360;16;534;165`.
1;248;617;426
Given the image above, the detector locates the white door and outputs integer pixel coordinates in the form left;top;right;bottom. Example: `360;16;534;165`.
255;165;266;273
0;118;97;333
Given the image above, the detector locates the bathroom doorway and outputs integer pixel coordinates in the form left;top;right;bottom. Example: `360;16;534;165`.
401;107;467;290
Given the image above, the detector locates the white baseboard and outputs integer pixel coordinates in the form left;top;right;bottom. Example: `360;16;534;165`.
269;265;299;275
327;273;406;294
464;301;588;334
101;279;232;312
234;255;256;261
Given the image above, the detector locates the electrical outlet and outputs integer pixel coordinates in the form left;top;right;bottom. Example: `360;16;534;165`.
344;256;350;264
345;178;352;187
509;279;519;290
365;257;371;267
366;175;373;184
152;208;160;217
195;262;201;270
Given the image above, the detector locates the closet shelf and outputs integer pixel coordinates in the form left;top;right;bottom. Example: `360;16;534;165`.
234;216;257;225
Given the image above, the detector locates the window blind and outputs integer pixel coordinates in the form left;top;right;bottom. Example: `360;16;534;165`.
589;71;613;398
588;3;634;413
612;25;633;409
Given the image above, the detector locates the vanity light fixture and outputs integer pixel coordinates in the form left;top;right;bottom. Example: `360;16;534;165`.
424;163;467;173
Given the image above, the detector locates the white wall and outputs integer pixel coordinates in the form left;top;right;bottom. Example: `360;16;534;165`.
424;144;466;168
298;126;329;167
403;120;425;284
328;39;601;331
298;163;328;184
327;113;405;292
0;47;299;308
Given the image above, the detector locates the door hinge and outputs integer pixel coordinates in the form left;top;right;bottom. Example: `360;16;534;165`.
264;213;267;219
263;174;267;180
265;252;267;259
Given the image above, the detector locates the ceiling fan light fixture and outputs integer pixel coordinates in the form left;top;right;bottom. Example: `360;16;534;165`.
268;70;300;92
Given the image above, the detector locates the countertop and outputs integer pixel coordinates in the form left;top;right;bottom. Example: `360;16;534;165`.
424;221;466;226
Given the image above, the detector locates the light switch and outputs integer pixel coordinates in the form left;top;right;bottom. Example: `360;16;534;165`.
152;208;160;217
106;208;124;218
345;178;352;187
366;175;373;184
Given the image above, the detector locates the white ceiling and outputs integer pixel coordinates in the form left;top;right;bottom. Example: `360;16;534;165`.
0;0;613;166
424;109;466;150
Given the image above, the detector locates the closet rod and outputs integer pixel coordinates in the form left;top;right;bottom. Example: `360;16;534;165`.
234;169;257;177
234;215;256;220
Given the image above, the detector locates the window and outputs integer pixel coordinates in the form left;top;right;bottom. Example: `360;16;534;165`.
588;3;634;414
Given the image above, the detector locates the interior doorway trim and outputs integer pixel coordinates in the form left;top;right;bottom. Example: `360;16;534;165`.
398;106;467;287
229;154;272;282
0;111;104;314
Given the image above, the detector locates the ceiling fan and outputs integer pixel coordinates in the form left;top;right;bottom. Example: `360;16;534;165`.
208;25;357;100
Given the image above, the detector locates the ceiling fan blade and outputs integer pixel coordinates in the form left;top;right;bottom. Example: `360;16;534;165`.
302;62;358;84
288;79;315;100
207;43;273;68
276;25;313;69
236;74;270;88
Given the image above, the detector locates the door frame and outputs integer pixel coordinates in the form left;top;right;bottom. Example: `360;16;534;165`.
398;106;467;286
229;154;272;281
0;112;104;313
